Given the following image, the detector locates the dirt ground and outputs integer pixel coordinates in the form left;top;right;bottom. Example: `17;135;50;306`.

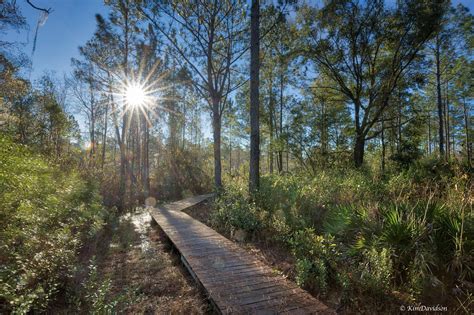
100;209;212;314
49;208;213;314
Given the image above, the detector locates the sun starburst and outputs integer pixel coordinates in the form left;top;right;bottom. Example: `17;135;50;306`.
125;83;147;108
92;55;184;135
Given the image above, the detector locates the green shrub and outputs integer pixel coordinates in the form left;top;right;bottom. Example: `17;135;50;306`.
289;228;341;294
83;262;116;313
407;157;455;183
322;204;379;242
295;257;328;293
212;184;262;233
357;247;393;294
390;142;423;169
322;205;354;237
0;136;106;314
268;211;293;242
378;204;436;285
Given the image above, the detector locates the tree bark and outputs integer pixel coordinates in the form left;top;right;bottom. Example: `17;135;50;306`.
212;98;222;188
354;133;365;167
108;72;126;211
142;114;150;199
463;97;471;166
228;120;232;176
278;69;284;173
353;97;365;167
381;118;386;173
88;79;96;166
101;98;108;169
428;111;431;155
249;0;260;192
445;80;450;159
286;125;289;172
397;89;402;153
435;35;445;159
320;98;328;166
269;82;274;174
90;108;95;164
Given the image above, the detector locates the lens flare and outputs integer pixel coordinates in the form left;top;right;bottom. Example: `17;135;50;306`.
126;83;146;108
100;56;181;133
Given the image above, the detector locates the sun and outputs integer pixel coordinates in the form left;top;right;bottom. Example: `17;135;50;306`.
126;83;146;108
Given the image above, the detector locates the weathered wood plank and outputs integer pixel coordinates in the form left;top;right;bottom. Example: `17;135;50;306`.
148;194;333;314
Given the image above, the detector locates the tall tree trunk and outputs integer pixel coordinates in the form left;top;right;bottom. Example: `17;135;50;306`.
89;80;96;166
381;118;386;173
389;117;395;156
320;98;328;166
249;0;260;192
435;35;445;158
278;69;284;173
463;97;471;166
397;89;402;153
108;73;126;211
237;146;240;171
122;0;130;209
428;111;432;155
269;85;274;174
130;123;136;204
286;125;289;172
113;138;117;169
354;132;365;167
212;98;222;188
445;80;450;159
90;109;95;165
181;101;186;150
101;99;108;169
228;121;232;176
354;99;365;167
119;128;127;210
142;114;150;199
452;121;455;157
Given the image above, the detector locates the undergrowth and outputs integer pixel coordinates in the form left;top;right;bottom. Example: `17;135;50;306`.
212;161;473;311
0;136;108;314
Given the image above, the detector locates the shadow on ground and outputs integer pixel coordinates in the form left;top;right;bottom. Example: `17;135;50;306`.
51;208;212;314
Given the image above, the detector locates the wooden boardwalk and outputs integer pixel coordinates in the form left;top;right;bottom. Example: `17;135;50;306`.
149;195;333;314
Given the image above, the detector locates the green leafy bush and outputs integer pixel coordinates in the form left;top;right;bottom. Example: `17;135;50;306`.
295;258;328;293
289;228;341;294
82;262;116;313
0;136;106;314
357;247;393;295
212;183;262;233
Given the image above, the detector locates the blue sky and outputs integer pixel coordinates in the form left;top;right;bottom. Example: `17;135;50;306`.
5;0;473;141
6;0;109;80
8;0;474;82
